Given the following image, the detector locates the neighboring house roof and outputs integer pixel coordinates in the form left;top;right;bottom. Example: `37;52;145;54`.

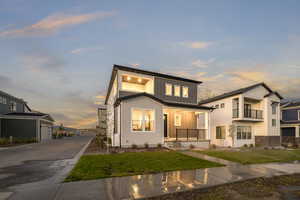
281;120;300;125
282;101;300;108
105;64;202;104
0;90;26;103
199;82;283;105
114;92;213;110
25;104;32;112
4;112;55;122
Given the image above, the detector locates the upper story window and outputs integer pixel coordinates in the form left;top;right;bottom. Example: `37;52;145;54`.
0;96;7;104
131;109;155;132
165;83;172;96
221;103;225;108
272;104;277;115
215;104;219;109
174;85;180;97
182;86;189;98
298;110;300;120
10;101;17;112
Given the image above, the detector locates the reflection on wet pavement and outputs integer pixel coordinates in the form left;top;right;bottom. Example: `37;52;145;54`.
57;163;300;200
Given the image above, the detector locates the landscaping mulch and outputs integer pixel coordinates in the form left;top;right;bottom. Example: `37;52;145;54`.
84;137;170;154
143;174;300;200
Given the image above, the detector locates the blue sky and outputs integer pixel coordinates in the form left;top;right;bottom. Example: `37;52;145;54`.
1;0;300;128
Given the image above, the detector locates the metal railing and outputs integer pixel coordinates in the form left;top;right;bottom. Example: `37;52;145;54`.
244;109;263;119
175;129;206;141
232;109;263;119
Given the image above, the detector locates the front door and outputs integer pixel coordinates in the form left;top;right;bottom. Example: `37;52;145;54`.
164;114;168;137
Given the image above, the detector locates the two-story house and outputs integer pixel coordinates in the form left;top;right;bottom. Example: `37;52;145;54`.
105;65;213;148
199;83;283;147
281;100;300;145
0;90;54;142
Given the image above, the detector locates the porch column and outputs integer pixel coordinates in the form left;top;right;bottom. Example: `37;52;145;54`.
239;95;244;119
205;112;210;140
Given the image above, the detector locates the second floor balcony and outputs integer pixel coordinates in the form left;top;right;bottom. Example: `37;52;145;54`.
233;108;263;120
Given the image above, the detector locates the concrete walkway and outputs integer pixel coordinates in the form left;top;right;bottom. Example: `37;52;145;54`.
180;150;239;166
54;162;300;200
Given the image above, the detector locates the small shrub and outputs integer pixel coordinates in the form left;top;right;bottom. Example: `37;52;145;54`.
243;144;248;148
157;143;162;148
189;144;195;149
144;143;149;149
264;146;269;150
227;146;231;148
131;144;138;149
249;144;254;148
210;144;216;149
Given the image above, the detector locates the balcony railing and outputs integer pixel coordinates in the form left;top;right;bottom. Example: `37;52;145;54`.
244;109;263;119
232;109;263;119
175;129;207;141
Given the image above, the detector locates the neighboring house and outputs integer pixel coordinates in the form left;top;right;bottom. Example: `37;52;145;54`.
97;105;107;136
199;83;283;147
281;101;300;144
105;65;213;148
0;90;54;142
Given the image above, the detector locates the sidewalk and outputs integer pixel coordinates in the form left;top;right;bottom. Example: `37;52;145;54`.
54;162;300;200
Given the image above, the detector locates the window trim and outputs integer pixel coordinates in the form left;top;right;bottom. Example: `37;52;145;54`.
174;85;181;97
174;113;182;127
165;83;173;96
298;110;300;121
237;126;252;140
272;119;276;127
272;104;277;115
131;108;155;133
182;86;189;98
216;126;226;139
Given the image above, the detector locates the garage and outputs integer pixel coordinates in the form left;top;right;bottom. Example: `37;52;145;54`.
281;127;296;144
40;122;53;141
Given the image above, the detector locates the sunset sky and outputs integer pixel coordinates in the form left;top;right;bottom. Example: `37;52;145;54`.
1;0;300;128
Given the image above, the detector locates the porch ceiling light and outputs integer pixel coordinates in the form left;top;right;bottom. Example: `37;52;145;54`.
127;76;131;81
138;78;142;83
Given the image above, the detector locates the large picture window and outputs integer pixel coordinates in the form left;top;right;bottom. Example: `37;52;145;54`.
237;126;251;140
216;126;226;139
132;109;155;132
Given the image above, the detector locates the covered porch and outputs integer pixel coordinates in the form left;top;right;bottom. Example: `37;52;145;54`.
163;107;210;142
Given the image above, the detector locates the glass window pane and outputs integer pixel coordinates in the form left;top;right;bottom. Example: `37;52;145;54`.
165;84;172;96
174;85;180;97
182;87;189;98
174;113;182;126
144;110;154;131
132;109;143;131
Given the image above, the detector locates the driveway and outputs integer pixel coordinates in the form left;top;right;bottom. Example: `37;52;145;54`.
0;135;93;200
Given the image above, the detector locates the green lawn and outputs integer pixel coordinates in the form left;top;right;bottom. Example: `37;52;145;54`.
65;151;223;182
197;149;300;165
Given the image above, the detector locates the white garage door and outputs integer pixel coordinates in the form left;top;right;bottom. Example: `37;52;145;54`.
41;124;52;141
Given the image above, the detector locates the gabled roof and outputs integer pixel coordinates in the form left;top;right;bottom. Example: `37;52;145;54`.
104;64;202;104
0;90;26;103
199;82;283;105
114;92;213;110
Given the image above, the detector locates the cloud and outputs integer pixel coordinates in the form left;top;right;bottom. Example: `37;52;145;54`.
179;41;213;49
70;46;103;55
22;53;64;72
0;11;117;38
191;58;215;68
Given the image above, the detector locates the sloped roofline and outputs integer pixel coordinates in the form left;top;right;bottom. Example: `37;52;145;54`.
114;92;213;110
199;82;283;105
104;64;202;104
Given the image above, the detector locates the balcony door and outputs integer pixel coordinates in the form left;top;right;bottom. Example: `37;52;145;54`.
244;104;252;118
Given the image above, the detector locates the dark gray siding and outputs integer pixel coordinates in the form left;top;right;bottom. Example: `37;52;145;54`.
1;119;36;139
282;108;300;121
119;91;137;98
0;94;25;114
154;77;198;104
